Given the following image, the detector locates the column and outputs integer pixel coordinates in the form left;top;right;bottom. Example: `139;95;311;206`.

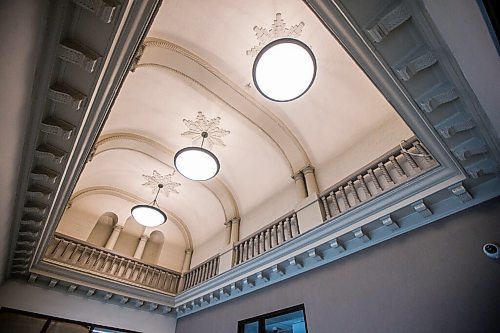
303;165;319;196
292;172;307;200
177;249;193;293
182;249;193;272
104;225;123;250
224;220;232;245
133;234;149;259
230;218;240;244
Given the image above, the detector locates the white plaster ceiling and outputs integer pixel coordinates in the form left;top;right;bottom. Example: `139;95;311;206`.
58;0;413;268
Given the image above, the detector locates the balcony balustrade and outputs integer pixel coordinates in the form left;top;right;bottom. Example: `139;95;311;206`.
233;212;299;266
181;254;220;291
44;234;181;294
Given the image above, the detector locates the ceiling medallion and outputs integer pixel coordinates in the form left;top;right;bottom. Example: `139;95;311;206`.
248;13;316;102
181;111;230;148
175;112;229;181
142;170;181;197
246;13;305;57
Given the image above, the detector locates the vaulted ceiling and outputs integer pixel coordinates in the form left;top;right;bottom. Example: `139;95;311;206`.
57;0;413;269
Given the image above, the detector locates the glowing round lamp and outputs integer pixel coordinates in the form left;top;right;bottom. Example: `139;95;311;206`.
174;147;220;181
131;184;167;227
253;38;316;102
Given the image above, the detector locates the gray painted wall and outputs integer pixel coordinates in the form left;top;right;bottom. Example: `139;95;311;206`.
176;197;500;333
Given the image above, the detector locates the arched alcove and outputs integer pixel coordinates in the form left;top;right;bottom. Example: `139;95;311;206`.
86;212;118;247
142;230;164;264
114;216;145;257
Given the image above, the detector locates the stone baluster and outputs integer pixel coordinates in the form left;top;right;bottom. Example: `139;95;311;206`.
61;241;71;259
238;243;244;264
108;255;117;274
184;272;191;290
348;181;361;205
135;265;143;282
214;257;220;276
321;196;331;220
203;262;209;281
367;169;383;193
164;274;172;291
293;213;300;235
261;231;266;252
413;141;432;162
266;229;272;250
254;234;260;256
192;267;199;286
85;249;95;266
244;240;249;261
278;220;284;244
269;225;275;248
122;260;131;278
401;149;420;171
77;247;87;264
339;186;350;210
232;246;239;266
127;261;136;278
248;238;254;259
286;217;293;240
378;162;394;185
357;175;372;199
389;156;406;179
92;251;102;269
69;244;79;262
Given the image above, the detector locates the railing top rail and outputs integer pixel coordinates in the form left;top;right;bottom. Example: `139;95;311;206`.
319;136;428;196
187;253;220;273
53;232;181;276
234;210;296;247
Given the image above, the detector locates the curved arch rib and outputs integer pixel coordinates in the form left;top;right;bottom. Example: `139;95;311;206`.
68;186;193;251
136;37;311;174
92;132;240;221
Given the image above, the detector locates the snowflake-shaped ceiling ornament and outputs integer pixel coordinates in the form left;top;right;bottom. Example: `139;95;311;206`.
142;170;181;197
246;13;305;57
181;111;230;148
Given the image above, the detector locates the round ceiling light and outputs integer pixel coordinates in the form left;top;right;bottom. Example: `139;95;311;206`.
253;38;316;102
131;205;167;227
131;184;167;227
174;147;220;181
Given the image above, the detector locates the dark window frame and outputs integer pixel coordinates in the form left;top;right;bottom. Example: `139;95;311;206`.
0;307;139;333
237;304;308;333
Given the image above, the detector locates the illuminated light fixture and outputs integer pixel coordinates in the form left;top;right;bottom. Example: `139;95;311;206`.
174;131;220;181
131;183;167;227
252;38;316;102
